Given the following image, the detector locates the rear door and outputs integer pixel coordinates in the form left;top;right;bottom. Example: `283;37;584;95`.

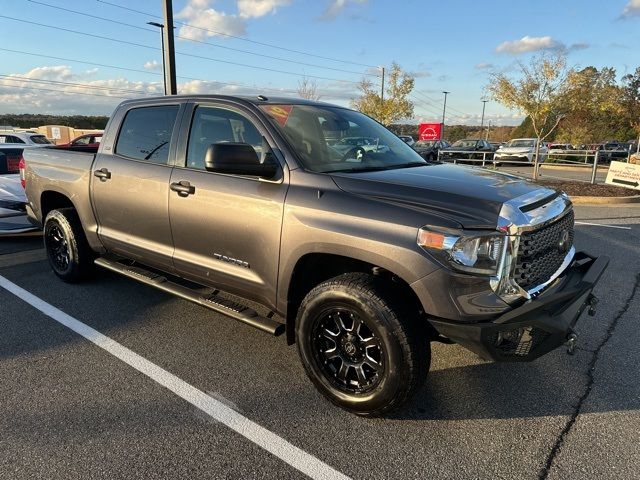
91;103;182;272
168;102;288;307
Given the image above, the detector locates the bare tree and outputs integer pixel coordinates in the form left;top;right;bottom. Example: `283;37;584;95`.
297;77;321;101
487;54;570;179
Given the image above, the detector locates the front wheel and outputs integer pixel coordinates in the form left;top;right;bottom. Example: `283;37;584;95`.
296;273;430;416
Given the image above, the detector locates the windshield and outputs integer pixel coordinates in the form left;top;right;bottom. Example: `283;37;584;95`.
30;135;52;144
414;141;436;147
260;104;425;173
505;139;535;148
452;139;477;148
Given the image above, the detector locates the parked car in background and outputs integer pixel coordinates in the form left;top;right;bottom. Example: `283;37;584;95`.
494;138;547;164
0;132;53;147
412;140;450;161
398;135;415;146
0;146;37;234
548;143;574;153
598;141;633;163
330;136;391;156
440;138;495;160
54;133;102;153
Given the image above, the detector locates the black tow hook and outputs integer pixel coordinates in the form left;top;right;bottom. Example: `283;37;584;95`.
566;333;578;355
587;294;598;316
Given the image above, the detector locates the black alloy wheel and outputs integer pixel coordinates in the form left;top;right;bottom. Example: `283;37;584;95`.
312;308;384;394
45;223;70;272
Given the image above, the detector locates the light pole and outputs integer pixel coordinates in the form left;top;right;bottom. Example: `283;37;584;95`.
480;99;488;129
379;66;385;103
485;120;492;141
441;91;449;139
147;22;167;95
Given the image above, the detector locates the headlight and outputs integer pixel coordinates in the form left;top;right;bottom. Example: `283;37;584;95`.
417;227;506;275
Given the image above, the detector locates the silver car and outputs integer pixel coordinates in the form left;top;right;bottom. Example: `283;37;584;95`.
494;138;547;163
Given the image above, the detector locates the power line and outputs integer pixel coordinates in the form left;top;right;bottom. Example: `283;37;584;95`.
0;79;132;99
0;48;355;101
27;0;377;78
0;74;158;97
95;0;378;69
0;14;369;86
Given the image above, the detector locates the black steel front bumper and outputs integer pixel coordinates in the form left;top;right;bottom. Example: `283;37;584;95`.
428;251;609;361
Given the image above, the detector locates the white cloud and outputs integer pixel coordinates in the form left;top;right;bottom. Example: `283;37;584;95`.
237;0;291;18
176;0;246;41
175;0;292;41
496;35;563;54
144;60;162;71
320;0;368;20
0;65;355;116
621;0;640;18
475;62;494;70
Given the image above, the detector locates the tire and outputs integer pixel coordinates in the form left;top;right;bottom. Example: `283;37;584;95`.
295;273;431;416
44;208;95;283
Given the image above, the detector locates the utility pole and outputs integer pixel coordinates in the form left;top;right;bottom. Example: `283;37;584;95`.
441;91;449;139
147;22;166;95
480;99;488;129
162;0;177;95
380;66;385;103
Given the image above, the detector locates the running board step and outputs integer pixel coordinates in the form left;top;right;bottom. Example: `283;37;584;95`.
95;256;284;336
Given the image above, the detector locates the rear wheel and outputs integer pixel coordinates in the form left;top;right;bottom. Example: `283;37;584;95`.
44;208;95;282
296;273;430;416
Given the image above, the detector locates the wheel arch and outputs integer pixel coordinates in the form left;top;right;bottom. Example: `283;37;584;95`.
283;252;424;345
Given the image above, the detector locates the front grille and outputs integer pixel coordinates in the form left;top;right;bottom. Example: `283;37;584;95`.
513;210;574;290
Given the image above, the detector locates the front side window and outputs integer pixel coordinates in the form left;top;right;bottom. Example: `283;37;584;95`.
115;105;179;164
186;106;263;170
260;104;424;173
73;136;91;145
0;135;26;144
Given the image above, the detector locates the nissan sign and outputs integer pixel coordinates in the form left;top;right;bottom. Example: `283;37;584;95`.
419;123;442;141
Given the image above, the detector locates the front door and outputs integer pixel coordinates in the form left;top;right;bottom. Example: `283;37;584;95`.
91;104;180;271
168;104;287;307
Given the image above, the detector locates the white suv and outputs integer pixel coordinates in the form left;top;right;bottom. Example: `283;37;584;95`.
0;131;53;147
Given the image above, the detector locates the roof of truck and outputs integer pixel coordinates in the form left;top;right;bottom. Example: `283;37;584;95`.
117;94;338;108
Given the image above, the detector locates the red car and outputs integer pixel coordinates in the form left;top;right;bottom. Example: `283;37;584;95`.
56;133;102;152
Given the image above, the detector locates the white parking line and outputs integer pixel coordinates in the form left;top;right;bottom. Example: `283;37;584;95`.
0;274;350;480
575;221;632;230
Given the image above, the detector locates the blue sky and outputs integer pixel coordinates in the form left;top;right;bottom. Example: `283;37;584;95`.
0;0;638;125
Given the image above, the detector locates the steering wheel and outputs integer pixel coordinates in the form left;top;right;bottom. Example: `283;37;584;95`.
341;146;366;161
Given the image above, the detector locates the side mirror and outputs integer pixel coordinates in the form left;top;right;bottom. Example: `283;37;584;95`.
204;143;278;178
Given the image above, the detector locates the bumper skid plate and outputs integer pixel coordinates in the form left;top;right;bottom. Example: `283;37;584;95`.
429;251;609;362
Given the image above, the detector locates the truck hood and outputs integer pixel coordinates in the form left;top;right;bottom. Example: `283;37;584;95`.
330;164;552;229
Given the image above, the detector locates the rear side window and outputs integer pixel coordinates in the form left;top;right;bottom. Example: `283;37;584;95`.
30;135;51;144
115;105;179;164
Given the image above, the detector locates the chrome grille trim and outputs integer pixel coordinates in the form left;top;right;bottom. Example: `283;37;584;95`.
490;188;574;304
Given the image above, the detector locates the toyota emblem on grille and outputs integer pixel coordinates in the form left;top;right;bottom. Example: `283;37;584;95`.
558;229;570;254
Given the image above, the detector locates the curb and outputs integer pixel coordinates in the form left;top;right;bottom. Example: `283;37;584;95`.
570;194;640;205
540;165;610;173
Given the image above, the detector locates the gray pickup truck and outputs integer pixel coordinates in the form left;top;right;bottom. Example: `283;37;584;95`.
23;95;608;416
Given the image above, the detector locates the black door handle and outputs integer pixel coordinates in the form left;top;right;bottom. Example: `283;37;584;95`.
170;181;195;197
94;167;111;181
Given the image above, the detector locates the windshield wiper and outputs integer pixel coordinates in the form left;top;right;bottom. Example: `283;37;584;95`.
324;162;427;174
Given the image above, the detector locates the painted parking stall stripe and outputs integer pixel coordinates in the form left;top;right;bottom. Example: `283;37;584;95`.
0;274;350;480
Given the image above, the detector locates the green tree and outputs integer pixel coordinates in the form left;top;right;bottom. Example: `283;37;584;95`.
621;67;640;144
487;53;570;179
557;66;627;144
351;63;414;126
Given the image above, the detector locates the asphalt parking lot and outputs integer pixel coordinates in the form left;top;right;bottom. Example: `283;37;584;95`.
1;204;639;480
